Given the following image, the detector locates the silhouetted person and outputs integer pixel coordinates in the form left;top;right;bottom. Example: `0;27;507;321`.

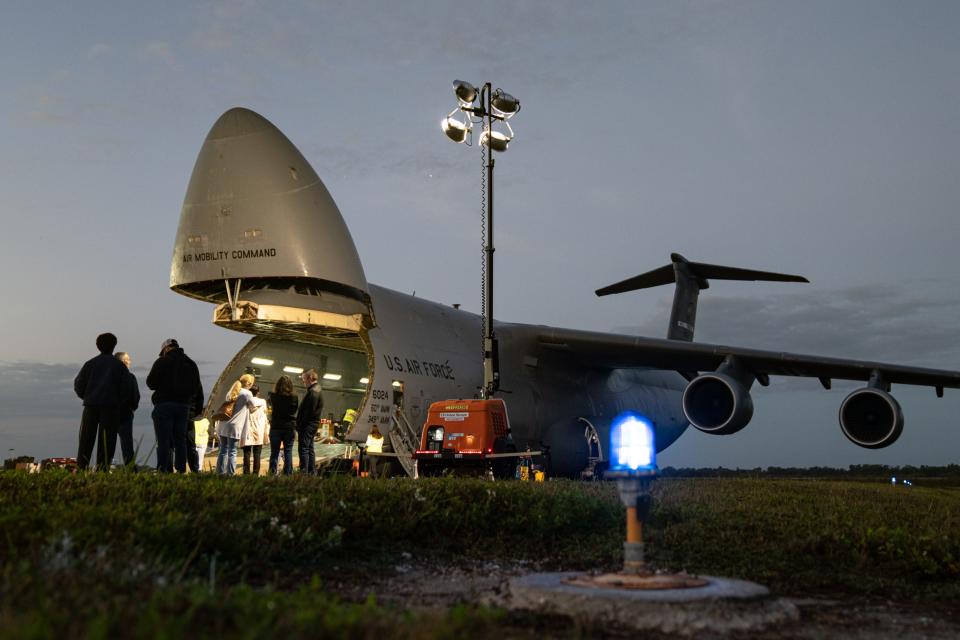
268;375;298;475
296;369;323;474
115;351;141;469
74;333;126;471
147;338;203;473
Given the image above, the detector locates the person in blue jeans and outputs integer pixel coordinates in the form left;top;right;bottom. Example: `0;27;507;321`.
216;374;258;475
267;375;299;475
146;339;203;473
296;369;324;474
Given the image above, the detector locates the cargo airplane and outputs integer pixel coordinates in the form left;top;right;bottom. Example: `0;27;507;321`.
170;107;960;476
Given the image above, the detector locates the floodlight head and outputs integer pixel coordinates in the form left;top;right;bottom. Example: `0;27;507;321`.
479;129;510;152
480;120;513;152
608;411;657;477
441;108;471;144
491;89;520;119
453;79;478;107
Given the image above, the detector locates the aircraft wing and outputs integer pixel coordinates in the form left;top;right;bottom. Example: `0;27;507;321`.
536;327;960;393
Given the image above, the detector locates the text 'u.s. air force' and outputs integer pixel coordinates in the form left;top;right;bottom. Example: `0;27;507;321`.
383;354;456;380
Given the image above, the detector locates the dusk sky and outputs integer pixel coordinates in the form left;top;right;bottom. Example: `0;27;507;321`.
2;1;959;468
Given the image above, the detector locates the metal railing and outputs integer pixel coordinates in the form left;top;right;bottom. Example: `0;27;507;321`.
389;409;420;477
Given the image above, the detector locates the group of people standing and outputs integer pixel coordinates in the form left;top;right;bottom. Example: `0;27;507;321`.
213;369;325;475
74;333;203;472
74;332;328;475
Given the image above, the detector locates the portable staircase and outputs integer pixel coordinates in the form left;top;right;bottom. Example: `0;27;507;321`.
389;410;420;478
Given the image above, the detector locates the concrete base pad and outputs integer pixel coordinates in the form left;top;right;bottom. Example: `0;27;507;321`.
508;572;799;635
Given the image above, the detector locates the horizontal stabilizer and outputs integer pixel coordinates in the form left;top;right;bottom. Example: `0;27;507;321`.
596;253;808;342
596;253;808;297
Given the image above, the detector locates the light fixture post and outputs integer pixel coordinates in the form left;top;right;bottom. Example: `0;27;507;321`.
617;476;654;573
605;412;659;573
565;415;709;590
481;82;497;399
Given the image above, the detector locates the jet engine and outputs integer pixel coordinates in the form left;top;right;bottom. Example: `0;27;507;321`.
682;373;754;435
838;387;904;449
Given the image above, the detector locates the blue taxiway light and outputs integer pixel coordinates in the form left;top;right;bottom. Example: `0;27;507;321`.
609;411;656;474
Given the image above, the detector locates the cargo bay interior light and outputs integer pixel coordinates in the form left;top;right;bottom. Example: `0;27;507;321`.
359;377;369;385
282;365;303;374
322;373;342;381
250;357;274;366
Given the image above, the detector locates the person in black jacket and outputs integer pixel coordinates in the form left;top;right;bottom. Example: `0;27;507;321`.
267;375;299;475
74;332;127;471
115;351;141;469
146;338;204;473
296;369;323;474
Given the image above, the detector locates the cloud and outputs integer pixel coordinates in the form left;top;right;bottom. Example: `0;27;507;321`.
0;358;228;461
0;359;222;418
184;1;720;87
612;281;960;388
87;43;113;59
189;0;312;61
0;361;81;418
141;41;177;67
23;83;71;124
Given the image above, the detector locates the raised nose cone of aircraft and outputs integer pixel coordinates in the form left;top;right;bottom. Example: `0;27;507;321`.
170;107;368;307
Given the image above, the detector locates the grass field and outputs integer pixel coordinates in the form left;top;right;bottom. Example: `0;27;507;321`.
1;473;958;638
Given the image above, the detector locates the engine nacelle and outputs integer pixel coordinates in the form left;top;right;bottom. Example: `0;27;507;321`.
839;387;904;449
682;373;754;435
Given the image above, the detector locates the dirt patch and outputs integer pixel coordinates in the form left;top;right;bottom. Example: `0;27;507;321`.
330;559;960;638
765;599;960;640
328;557;531;607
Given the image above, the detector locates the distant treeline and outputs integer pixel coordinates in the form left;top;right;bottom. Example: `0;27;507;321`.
658;464;960;478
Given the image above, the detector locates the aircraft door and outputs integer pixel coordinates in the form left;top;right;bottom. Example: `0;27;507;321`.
392;381;405;412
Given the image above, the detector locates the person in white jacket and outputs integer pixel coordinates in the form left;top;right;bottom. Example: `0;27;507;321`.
241;385;269;475
216;374;258;475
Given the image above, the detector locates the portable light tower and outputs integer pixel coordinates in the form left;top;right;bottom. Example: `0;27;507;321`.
442;79;520;398
412;88;537;480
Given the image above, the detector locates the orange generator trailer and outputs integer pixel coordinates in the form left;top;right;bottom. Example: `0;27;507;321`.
413;398;542;478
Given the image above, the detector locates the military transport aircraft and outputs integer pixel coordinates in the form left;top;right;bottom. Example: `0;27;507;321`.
170;107;960;476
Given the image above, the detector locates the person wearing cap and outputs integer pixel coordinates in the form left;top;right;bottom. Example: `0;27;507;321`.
146;338;204;473
74;332;127;471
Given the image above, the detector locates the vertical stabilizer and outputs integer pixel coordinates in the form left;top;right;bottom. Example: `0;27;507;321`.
595;254;808;341
665;255;705;341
